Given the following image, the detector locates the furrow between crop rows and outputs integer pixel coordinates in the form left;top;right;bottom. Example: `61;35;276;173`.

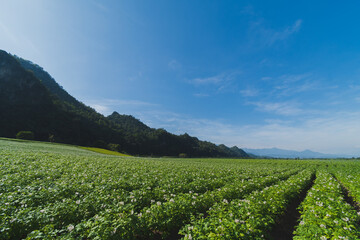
267;172;316;240
1;148;299;240
331;167;360;213
3;140;360;240
293;170;360;240
332;174;360;213
0;160;260;238
180;169;314;239
70;169;300;239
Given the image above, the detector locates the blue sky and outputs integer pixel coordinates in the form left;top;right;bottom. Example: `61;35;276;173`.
2;0;360;155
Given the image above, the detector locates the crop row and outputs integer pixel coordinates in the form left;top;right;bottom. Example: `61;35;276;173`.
72;168;300;239
332;166;360;208
180;169;314;239
0;149;297;239
6;140;359;240
12;169;300;240
293;171;360;240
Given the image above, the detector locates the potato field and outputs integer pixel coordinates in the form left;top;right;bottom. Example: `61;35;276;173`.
1;138;360;239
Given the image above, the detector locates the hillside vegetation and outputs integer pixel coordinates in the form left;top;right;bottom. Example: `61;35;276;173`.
0;50;248;158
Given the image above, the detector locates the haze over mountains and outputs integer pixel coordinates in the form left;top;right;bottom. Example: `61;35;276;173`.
0;50;249;158
244;148;350;159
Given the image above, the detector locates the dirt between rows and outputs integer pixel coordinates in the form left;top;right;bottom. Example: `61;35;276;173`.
267;173;316;240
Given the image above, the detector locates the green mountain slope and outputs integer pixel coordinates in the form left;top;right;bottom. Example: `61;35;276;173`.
0;50;249;158
16;56;79;107
0;50;56;139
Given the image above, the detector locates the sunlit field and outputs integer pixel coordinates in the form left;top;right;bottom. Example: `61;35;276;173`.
1;138;359;239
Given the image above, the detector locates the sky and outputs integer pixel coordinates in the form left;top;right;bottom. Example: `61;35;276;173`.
1;0;360;155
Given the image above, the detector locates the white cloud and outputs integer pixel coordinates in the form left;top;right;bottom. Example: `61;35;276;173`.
279;73;311;84
144;111;360;156
235;112;360;155
267;19;302;45
84;98;158;116
240;88;259;97
78;102;360;156
91;104;111;114
191;74;226;85
190;71;241;85
270;73;322;96
248;101;303;116
189;71;242;95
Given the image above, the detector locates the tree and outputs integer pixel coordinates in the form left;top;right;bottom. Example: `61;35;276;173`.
48;134;55;142
16;131;34;140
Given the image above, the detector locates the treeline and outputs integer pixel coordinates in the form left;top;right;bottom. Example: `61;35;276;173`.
0;50;249;158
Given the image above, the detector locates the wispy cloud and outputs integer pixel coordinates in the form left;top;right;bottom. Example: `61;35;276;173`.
279;73;311;84
190;71;241;85
132;109;360;155
249;19;303;47
248;101;303;116
84;99;158;116
191;74;226;85
79;100;360;155
270;73;322;96
168;59;181;70
235;112;360;155
267;19;302;45
240;88;259;97
91;104;111;114
189;71;241;95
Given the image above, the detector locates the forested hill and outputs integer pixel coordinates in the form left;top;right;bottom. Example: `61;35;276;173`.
0;50;249;158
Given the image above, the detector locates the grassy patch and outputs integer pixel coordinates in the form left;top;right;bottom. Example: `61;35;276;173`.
80;147;131;157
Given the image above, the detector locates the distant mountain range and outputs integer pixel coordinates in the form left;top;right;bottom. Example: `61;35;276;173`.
0;49;249;158
243;147;351;159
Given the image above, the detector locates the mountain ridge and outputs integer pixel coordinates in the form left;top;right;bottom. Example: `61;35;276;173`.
243;147;349;158
0;50;249;158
